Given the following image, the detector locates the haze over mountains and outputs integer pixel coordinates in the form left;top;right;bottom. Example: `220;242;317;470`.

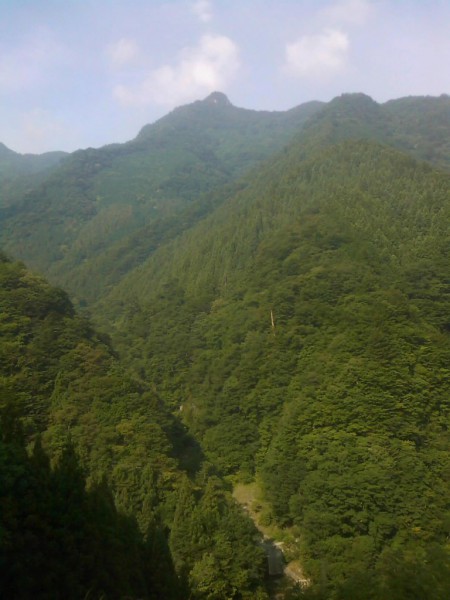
0;92;323;302
1;91;450;599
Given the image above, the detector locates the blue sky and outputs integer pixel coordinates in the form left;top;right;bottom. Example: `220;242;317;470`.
1;0;449;153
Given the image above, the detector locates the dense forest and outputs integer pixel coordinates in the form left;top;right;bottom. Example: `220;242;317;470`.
1;92;450;599
0;253;268;598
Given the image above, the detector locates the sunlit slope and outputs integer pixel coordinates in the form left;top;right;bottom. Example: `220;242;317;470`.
99;135;450;595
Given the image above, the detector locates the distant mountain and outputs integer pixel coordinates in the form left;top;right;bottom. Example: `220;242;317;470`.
0;142;66;176
0;142;67;208
96;92;450;317
286;92;450;169
3;92;450;310
0;93;322;303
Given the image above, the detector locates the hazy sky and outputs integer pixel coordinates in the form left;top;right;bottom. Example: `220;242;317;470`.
1;0;449;154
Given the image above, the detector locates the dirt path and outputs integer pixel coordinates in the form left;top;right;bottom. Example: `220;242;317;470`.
232;482;310;592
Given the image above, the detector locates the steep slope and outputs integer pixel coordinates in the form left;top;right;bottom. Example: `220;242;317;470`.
0;93;322;303
0;251;186;512
98;136;450;597
0;253;269;599
99;93;450;310
0;252;183;598
0;426;180;600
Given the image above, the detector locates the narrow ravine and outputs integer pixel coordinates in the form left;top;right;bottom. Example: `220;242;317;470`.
232;482;310;597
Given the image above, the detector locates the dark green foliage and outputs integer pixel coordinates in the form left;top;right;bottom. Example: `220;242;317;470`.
0;420;181;599
169;473;268;598
0;254;269;598
0;253;180;485
0;257;185;597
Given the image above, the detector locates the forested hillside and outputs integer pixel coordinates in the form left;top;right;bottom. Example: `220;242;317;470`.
0;142;66;209
283;93;450;169
2;92;449;309
0;254;268;599
1;92;450;599
94;105;450;598
0;93;322;304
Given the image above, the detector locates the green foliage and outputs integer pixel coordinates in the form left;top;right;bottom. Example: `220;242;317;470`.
0;142;66;209
3;92;450;596
383;94;450;170
169;473;268;598
295;92;450;170
0;419;181;599
0;254;269;598
98;138;450;595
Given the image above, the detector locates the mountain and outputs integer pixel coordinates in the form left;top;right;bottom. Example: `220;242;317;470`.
285;92;450;169
2;92;450;310
90;95;450;598
1;92;450;598
0;142;67;209
0;142;66;179
383;94;450;169
0;251;181;597
0;93;322;304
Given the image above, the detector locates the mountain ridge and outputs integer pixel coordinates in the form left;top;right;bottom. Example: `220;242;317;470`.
0;93;324;302
1;90;450;598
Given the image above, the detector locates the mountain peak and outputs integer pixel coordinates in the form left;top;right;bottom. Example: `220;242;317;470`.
202;91;232;106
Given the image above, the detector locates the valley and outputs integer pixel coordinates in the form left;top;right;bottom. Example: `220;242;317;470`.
1;91;450;599
233;481;309;591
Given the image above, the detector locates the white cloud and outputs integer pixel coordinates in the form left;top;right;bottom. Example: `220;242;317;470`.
107;38;140;69
283;28;349;78
191;0;213;23
321;0;373;26
114;34;239;107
